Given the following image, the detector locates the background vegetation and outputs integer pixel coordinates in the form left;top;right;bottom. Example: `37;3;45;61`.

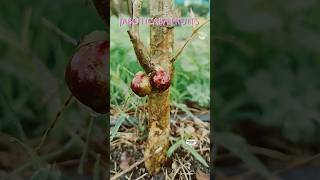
214;0;320;179
0;0;107;179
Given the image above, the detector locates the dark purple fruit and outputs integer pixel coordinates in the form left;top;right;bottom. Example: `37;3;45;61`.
131;71;152;97
151;66;171;92
65;40;109;114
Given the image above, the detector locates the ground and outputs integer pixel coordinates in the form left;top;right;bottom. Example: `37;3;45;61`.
110;107;210;180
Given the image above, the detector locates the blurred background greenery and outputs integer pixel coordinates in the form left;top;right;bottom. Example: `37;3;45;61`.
0;0;107;179
214;0;320;179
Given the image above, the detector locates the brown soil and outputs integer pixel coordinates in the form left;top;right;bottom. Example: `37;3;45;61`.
110;116;210;180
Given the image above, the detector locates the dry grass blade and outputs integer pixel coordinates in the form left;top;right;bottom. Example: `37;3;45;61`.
111;147;163;180
171;19;209;63
35;94;73;153
41;17;77;46
78;116;95;175
111;156;145;180
135;173;148;180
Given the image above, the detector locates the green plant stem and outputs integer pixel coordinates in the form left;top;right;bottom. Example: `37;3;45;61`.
78;116;95;175
35;94;73;153
0;87;27;140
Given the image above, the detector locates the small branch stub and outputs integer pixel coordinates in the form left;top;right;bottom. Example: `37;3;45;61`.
127;30;154;73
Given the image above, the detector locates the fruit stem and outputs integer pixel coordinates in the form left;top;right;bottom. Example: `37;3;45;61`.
35;94;73;153
170;19;209;63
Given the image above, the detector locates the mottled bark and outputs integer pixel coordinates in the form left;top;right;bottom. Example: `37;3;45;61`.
127;0;175;174
144;0;174;174
127;31;153;74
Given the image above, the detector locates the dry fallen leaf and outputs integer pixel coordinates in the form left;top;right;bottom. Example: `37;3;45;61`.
171;160;178;170
119;152;133;170
196;169;209;180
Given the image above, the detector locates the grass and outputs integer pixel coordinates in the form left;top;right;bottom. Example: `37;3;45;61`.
0;0;107;178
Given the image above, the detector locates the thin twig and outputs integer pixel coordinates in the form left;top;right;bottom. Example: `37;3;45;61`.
127;0;133;18
41;17;78;46
250;145;290;160
66;131;108;172
10;137;42;169
135;173;148;180
111;147;163;180
35;94;73;153
272;153;320;176
78;116;95;174
170;20;209;63
111;156;146;180
132;0;143;37
0;87;27;140
127;0;154;74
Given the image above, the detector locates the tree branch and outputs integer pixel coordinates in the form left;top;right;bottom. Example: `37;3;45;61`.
127;30;154;73
170;19;209;63
127;0;154;73
132;0;143;37
127;0;132;18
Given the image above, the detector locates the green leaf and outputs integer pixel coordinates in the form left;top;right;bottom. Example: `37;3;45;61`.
172;101;195;119
110;113;126;142
167;139;184;157
215;132;272;178
182;142;209;167
167;139;209;168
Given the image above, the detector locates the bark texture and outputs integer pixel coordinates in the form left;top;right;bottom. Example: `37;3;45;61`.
127;0;175;174
144;0;175;174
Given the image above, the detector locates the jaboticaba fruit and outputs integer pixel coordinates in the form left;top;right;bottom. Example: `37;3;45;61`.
131;71;152;97
65;40;109;114
151;66;171;92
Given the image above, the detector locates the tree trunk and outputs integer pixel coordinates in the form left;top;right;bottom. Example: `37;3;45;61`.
144;0;174;174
